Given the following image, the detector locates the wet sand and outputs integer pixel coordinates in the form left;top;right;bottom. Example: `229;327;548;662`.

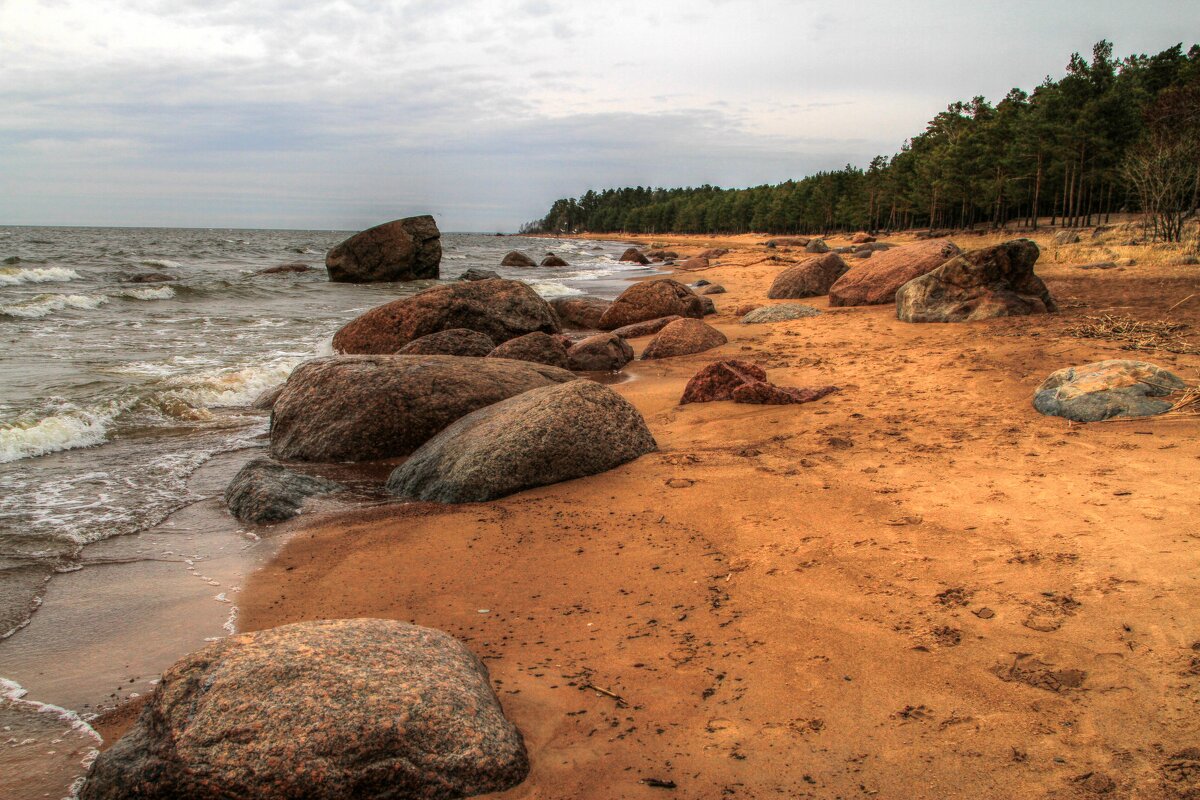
156;231;1200;797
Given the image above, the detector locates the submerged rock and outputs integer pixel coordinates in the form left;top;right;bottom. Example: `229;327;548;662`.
641;318;727;359
566;333;634;371
224;459;340;525
326;215;441;283
741;304;822;324
500;251;536;267
258;262;314;275
1032;360;1186;422
896;239;1056;322
81;619;529;800
270;355;575;462
767;252;849;298
550;296;611;329
457;268;501;282
124;272;177;283
333;279;559;354
388;380;656;503
598;279;705;330
829;239;962;307
680;360;838;406
619;247;650;264
398;328;496;357
487;331;570;368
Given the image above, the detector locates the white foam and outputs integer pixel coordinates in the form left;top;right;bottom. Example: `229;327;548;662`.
531;282;584;298
120;286;175;301
0;293;108;319
0;678;101;744
0;267;80;286
140;259;181;269
157;358;300;409
0;402;123;463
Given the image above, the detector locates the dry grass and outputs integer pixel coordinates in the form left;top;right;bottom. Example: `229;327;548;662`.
1065;313;1200;355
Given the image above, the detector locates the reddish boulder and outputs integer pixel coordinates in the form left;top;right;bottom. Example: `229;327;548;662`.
698;248;729;259
333;279;559;354
566;333;634;371
645;249;678;259
610;315;683;338
598;279;705;330
549;296;611;329
850;232;876;244
767;252;849;298
398;328;496;357
325;215;441;283
680;360;838;406
765;237;809;248
501;251;537;267
829;239;962;306
488;332;570;368
641;318;728;360
540;253;569;267
619;247;650;264
679;256;709;270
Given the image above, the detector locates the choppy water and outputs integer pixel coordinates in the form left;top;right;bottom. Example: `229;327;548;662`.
0;226;645;642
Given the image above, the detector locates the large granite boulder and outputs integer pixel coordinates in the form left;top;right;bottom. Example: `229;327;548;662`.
850;233;876;244
805;239;830;254
540;253;569;267
641;318;728;359
500;251;536;267
487;332;570;368
388;380;656;503
829;239;962;306
566;333;634;371
765;237;809;248
680;361;838;406
619;247;650;264
598;279;705;330
333;279;559;354
549;296;611;329
270;355;575;462
224;459;340;525
896;239;1056;322
767;252;849;298
80;620;529;800
326;216;441;283
398;328;496;357
1053;230;1081;246
1032;360;1186;422
611;315;682;338
741;304;822;324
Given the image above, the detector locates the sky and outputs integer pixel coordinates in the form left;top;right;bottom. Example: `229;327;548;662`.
1;0;1196;232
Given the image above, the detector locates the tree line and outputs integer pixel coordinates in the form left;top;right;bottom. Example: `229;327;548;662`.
522;42;1200;242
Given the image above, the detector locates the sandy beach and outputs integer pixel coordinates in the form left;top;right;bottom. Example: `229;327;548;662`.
130;229;1200;799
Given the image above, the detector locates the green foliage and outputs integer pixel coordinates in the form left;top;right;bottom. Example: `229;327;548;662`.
522;42;1200;236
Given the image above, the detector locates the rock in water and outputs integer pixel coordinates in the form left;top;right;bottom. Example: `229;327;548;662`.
610;315;683;339
398;328;496;357
457;268;501;281
487;332;570;368
641;318;728;359
80;619;529;800
540;253;569;267
566;333;634;371
549;296;611;329
680;360;838;406
333;279;559;354
1032;360;1186;422
767;252;849;298
896;239;1056;322
224;459;340;525
741;304;822;324
270;355;575;462
829;239;962;307
325;215;441;283
598;279;705;330
388;380;656;503
619;247;650;264
500;251;536;267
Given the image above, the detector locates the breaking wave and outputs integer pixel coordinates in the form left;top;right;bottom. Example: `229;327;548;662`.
0;266;81;286
0;402;126;464
121;286;176;301
0;293;108;319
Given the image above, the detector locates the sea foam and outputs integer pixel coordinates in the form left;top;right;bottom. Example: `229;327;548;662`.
121;286;176;301
0;267;81;286
0;293;108;319
0;403;123;463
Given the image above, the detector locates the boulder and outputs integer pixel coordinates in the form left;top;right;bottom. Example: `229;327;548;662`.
850;249;873;259
398;328;496;357
540;253;569;267
333;279;559;354
326;215;441;283
733;303;762;317
1076;261;1119;270
680;361;838;406
487;331;570;368
610;315;683;339
224;459;340;525
698;248;729;259
895;239;1056;322
645;249;678;259
829;239;962;307
693;279;711;286
679;256;709;270
269;355;575;462
641;318;728;359
597;279;705;330
805;239;829;254
767;252;849;299
1032;360;1186;422
850;233;876;244
457;268;501;282
500;251;537;267
619;247;650;264
566;333;634;372
258;262;313;275
698;296;717;315
741;304;822;324
701;284;726;295
251;384;283;410
387;380;656;503
549;296;611;329
765;237;809;248
1052;230;1081;246
80;620;529;800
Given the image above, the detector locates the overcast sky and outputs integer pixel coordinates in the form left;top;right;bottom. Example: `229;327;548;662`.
1;0;1196;231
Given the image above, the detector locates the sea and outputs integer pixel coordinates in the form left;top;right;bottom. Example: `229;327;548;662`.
0;226;648;798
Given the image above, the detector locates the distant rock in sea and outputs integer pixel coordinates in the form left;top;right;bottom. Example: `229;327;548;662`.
325;215;442;283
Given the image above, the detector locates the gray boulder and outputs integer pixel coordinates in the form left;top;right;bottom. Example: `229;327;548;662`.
326;215;441;283
81;620;529;800
457;268;501;282
388;380;656;503
1033;360;1186;422
741;304;822;324
1052;230;1081;246
805;239;830;254
224;459;340;525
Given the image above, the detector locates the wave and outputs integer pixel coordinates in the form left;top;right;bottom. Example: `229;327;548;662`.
120;286;176;301
0;266;81;286
0;293;108;319
0;402;125;464
139;259;182;269
155;358;300;411
531;281;584;298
